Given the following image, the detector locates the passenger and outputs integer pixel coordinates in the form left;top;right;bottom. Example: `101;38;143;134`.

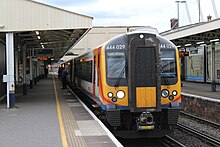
44;67;48;78
58;67;63;79
61;68;68;89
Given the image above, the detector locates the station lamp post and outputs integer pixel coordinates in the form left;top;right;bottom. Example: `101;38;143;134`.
175;1;186;27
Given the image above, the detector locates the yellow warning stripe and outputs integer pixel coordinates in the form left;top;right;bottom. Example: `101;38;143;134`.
53;76;68;147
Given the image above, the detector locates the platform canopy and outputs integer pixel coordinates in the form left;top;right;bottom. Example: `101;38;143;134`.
0;0;93;61
160;18;220;47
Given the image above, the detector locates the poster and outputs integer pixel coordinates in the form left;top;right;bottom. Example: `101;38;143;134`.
186;47;205;82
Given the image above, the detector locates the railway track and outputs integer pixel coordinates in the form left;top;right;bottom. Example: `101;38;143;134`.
160;135;186;147
180;111;220;129
177;123;220;146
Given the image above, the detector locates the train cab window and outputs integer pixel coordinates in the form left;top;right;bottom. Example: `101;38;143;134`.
106;52;126;79
161;49;177;78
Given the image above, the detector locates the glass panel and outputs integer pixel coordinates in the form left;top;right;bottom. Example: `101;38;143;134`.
107;52;125;79
161;49;176;78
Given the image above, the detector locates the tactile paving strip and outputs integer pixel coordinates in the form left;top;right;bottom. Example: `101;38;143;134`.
76;120;107;136
56;80;87;147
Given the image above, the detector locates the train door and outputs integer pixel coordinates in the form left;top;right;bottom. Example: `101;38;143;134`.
92;56;96;98
128;33;161;112
93;48;100;99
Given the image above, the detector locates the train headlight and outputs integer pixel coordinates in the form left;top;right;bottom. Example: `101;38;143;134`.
169;95;174;101
172;90;178;96
108;92;113;98
140;34;144;39
161;89;169;98
116;90;125;99
112;97;117;102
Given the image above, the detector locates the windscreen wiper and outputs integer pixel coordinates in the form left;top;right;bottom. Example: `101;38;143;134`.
114;66;125;87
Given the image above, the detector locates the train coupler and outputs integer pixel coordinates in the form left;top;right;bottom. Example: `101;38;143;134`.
137;112;155;130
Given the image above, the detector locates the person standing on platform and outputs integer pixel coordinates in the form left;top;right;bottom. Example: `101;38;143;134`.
44;67;48;78
61;67;68;89
58;67;63;79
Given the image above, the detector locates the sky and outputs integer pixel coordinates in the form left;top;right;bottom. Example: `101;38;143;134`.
34;0;220;32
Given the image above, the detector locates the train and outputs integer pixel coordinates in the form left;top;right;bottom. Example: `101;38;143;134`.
65;29;181;138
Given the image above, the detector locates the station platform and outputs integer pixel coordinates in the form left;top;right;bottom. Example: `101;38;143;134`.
181;81;220;100
0;76;121;147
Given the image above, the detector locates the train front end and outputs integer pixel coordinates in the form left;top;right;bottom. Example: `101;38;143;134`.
100;31;181;138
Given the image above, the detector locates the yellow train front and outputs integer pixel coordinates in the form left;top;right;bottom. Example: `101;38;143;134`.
74;30;181;138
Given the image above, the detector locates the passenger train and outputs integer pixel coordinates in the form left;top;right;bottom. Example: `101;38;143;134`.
66;29;181;138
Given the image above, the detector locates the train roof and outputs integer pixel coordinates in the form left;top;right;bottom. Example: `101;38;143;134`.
104;30;176;48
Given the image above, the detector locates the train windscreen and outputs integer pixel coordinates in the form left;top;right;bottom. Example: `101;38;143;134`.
161;49;177;78
106;52;126;79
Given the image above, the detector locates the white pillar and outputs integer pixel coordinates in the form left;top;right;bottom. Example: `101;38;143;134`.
6;33;15;108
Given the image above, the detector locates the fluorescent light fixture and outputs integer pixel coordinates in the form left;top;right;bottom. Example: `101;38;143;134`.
51;58;54;61
184;43;191;47
176;45;181;48
210;39;219;42
37;36;41;40
35;31;39;35
196;41;204;45
200;44;206;46
41;45;44;49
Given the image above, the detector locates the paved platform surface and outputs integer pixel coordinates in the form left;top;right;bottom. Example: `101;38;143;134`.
0;76;120;147
181;81;220;100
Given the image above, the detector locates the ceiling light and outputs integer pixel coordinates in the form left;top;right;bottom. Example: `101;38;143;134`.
41;45;44;49
35;31;39;35
196;41;204;45
184;43;191;47
210;39;219;42
37;36;41;40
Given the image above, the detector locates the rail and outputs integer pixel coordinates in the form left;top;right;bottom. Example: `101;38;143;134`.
177;123;220;146
160;135;186;147
180;111;220;128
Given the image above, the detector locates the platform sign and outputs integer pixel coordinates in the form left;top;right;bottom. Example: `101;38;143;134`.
179;51;189;56
33;49;53;57
179;48;189;56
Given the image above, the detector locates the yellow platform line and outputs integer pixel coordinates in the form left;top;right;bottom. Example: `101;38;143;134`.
53;76;68;147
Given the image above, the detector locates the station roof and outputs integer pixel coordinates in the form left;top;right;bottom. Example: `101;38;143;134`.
60;26;155;63
160;18;220;47
0;0;93;61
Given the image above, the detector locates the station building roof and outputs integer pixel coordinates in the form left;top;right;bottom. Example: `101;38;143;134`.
160;18;220;47
0;0;93;61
